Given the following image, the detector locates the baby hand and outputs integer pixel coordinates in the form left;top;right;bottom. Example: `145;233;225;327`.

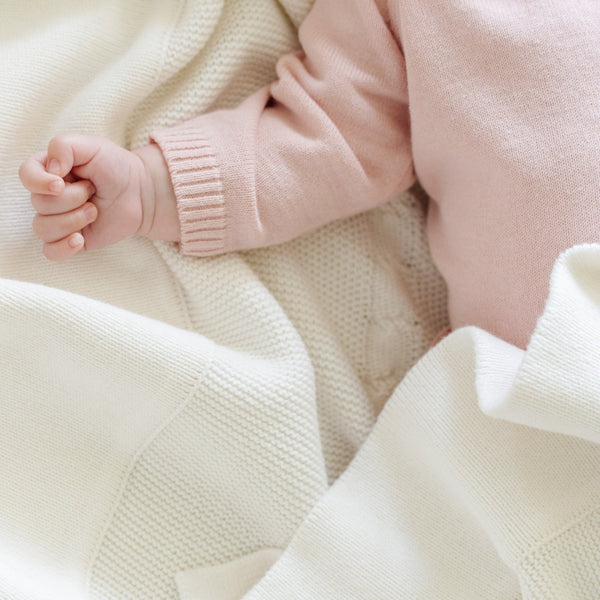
19;134;158;260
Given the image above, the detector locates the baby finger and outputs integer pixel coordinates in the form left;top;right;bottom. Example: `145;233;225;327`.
18;152;64;195
31;180;96;216
33;202;97;243
42;233;85;262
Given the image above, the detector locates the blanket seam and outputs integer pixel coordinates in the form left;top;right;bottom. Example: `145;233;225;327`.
517;502;600;569
82;348;216;596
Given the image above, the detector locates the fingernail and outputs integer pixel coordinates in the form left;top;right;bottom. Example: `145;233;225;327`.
48;179;63;193
84;205;96;220
68;233;84;248
47;159;61;175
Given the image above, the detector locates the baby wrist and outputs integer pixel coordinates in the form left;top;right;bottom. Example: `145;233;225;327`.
132;144;181;242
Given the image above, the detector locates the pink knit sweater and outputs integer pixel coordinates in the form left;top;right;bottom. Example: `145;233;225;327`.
153;0;600;349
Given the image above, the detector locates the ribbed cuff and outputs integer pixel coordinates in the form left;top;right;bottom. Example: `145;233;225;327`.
152;123;227;256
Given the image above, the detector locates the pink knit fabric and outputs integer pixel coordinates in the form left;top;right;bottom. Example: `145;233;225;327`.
153;0;600;349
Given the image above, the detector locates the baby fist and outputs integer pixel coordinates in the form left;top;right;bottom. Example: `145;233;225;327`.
20;134;147;260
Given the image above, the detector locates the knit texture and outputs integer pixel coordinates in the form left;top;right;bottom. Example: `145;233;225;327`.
150;0;600;350
0;1;446;598
2;1;600;600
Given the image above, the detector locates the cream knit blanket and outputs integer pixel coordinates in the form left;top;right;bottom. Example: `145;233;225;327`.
1;2;600;599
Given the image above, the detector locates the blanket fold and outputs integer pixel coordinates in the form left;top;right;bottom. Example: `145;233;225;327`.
244;245;600;600
478;245;600;444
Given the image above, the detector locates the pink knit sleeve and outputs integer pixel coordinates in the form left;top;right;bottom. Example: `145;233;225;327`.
152;0;414;256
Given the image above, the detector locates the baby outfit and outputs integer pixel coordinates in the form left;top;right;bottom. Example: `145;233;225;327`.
153;0;600;349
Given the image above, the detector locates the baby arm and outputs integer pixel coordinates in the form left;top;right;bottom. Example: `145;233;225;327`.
152;0;414;256
19;134;179;260
21;0;414;260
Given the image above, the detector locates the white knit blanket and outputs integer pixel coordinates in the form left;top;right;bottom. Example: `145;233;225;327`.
2;2;600;599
